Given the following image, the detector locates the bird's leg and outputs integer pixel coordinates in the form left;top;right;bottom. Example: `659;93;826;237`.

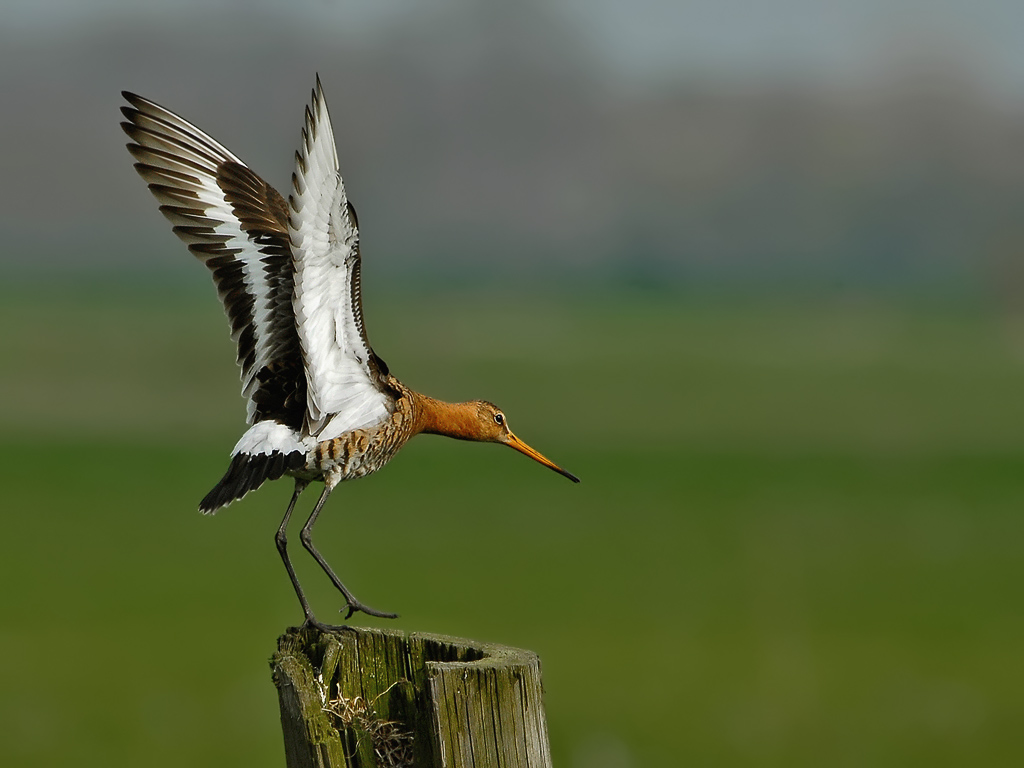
274;478;330;629
299;484;399;620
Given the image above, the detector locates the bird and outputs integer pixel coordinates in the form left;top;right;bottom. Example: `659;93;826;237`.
120;78;579;629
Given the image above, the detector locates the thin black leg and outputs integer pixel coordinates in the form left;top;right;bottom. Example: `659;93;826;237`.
275;479;321;625
299;484;399;620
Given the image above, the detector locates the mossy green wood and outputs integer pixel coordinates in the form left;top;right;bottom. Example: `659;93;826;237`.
271;626;552;768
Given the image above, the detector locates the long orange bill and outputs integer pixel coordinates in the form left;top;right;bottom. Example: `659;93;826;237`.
506;433;580;483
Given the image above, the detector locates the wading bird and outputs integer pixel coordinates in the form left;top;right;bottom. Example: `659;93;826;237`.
121;78;578;628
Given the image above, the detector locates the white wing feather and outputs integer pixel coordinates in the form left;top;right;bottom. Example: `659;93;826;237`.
122;93;299;426
289;80;392;440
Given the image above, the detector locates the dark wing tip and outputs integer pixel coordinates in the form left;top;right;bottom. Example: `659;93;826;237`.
121;91;152;111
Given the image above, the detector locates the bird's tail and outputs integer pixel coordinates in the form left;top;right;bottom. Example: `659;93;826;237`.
199;421;308;513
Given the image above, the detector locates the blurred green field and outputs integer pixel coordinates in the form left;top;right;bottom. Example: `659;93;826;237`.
1;285;1023;767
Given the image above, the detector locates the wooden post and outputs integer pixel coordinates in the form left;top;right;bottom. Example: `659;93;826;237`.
270;626;553;768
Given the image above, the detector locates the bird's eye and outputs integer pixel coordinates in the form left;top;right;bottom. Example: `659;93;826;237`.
494;413;505;426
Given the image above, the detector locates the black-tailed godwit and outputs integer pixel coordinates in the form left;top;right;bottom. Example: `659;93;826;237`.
121;78;578;628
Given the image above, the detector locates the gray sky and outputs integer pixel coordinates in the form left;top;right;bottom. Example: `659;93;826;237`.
8;0;1024;98
4;0;1024;292
561;0;1024;92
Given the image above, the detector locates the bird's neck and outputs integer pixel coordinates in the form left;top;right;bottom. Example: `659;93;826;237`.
412;392;483;441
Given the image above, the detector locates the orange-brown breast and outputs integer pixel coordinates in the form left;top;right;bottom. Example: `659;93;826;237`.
310;378;425;487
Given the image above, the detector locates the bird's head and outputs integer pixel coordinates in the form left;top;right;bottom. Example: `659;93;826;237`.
469;400;580;483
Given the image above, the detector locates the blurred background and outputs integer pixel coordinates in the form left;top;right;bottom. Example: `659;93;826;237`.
2;0;1023;765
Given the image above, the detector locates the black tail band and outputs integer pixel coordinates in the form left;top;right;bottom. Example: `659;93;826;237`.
199;450;305;513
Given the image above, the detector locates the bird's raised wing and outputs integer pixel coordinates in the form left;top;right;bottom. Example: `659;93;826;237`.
121;93;305;428
288;79;393;440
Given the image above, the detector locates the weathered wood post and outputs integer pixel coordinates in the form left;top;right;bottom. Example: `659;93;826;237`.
270;626;553;768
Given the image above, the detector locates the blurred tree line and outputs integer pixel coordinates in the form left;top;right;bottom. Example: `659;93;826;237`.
2;1;1022;303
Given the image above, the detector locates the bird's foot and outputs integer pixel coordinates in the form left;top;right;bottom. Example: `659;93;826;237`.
342;599;399;621
301;615;354;634
297;602;398;631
